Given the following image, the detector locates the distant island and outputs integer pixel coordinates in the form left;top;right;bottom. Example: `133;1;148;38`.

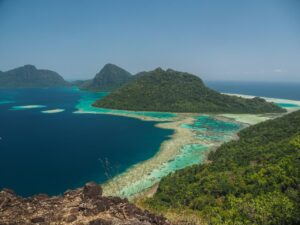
0;65;68;88
94;68;285;114
78;63;132;92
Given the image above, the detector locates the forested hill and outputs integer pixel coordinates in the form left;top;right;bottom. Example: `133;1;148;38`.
146;110;300;224
94;68;285;113
0;65;69;88
79;63;132;91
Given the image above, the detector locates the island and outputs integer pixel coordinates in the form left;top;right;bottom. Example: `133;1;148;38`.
78;63;132;92
93;68;285;113
0;65;69;88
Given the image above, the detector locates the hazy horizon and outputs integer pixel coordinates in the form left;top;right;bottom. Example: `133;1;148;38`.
0;0;299;82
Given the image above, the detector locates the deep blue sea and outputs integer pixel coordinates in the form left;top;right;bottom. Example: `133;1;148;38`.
0;88;173;196
206;81;300;101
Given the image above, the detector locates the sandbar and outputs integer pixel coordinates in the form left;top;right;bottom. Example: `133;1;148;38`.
11;105;46;110
41;109;65;114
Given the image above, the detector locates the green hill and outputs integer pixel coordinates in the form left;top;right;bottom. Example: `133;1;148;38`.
145;110;300;224
79;63;132;92
94;68;285;113
0;65;69;88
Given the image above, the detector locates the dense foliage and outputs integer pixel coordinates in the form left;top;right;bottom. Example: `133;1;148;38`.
80;63;132;91
94;68;285;113
0;65;68;88
146;111;300;224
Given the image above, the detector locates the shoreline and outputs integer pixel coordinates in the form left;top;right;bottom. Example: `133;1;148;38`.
101;114;242;199
74;92;300;199
101;115;198;198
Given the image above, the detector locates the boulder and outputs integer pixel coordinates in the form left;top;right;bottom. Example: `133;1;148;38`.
83;182;102;199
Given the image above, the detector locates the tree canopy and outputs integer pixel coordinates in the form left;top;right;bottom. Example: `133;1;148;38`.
146;110;300;224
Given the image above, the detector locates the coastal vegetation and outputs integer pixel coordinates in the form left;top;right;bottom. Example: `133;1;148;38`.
0;65;69;88
94;68;285;114
145;110;300;225
79;63;132;92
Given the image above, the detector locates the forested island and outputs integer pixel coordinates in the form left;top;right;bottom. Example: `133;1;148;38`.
145;110;300;224
78;63;132;92
94;68;285;114
0;65;68;88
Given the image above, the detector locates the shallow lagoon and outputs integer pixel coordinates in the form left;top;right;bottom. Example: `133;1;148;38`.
74;89;176;119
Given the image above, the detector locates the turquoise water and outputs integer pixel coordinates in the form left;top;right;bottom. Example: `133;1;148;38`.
0;87;173;196
182;115;241;142
118;117;242;197
75;89;176;119
275;103;299;108
164;144;208;170
119;144;209;197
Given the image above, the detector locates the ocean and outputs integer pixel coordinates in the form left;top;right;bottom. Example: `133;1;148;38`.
0;88;173;196
206;81;300;101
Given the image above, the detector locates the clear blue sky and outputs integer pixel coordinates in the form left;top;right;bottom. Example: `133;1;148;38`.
0;0;299;81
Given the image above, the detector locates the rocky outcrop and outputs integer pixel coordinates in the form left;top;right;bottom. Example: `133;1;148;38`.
0;182;170;225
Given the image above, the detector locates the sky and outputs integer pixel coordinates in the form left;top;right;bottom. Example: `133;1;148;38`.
0;0;299;82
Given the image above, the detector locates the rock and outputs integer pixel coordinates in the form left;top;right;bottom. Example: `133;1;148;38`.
34;193;49;200
65;214;77;223
88;218;112;225
70;207;79;213
2;188;15;195
31;217;45;223
94;199;109;212
83;182;102;199
0;182;171;225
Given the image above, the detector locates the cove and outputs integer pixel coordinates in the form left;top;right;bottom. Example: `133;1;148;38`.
0;88;173;196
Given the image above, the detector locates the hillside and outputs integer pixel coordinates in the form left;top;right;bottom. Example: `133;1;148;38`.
0;182;170;225
145;110;300;224
79;63;132;91
94;68;285;113
0;65;69;88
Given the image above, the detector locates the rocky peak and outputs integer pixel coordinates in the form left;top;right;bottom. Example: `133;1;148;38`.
22;64;37;70
153;67;164;73
0;182;170;225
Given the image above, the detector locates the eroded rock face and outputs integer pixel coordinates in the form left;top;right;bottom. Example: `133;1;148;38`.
0;182;170;225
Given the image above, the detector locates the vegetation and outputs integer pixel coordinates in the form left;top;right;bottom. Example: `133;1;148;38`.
94;68;285;113
145;110;300;224
0;65;69;88
79;63;132;91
